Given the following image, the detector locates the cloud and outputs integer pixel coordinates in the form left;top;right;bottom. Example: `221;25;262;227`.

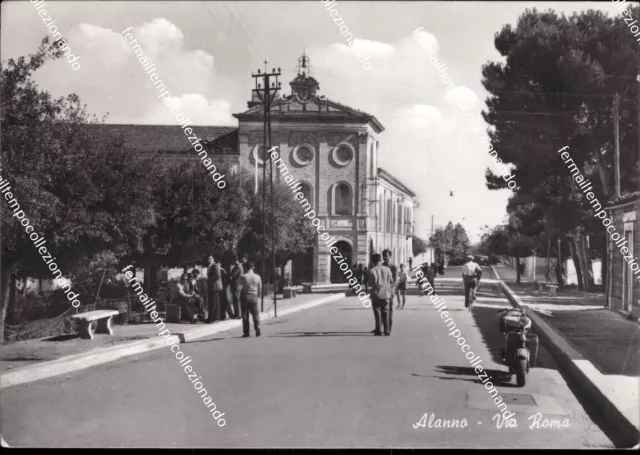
34;18;233;125
413;29;439;54
445;86;479;109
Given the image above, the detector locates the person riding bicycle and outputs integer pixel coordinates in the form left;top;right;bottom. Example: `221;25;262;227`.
462;255;482;309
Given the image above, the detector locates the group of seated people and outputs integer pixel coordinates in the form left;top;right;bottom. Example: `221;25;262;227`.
170;269;207;322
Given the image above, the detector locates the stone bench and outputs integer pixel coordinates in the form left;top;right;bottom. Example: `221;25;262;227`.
547;284;558;296
283;287;297;299
69;310;120;340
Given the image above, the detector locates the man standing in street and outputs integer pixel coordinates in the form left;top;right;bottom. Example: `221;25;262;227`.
367;253;393;336
239;260;262;337
462;255;483;309
396;263;407;309
382;249;397;332
188;269;206;320
218;259;236;321
207;255;222;323
229;254;244;320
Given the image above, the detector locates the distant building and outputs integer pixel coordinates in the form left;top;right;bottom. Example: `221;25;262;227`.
605;194;640;319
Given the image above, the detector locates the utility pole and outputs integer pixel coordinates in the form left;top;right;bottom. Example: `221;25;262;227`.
637;75;640;192
251;62;281;313
613;92;621;199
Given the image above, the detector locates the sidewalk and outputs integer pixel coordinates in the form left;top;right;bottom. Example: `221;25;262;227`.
0;292;345;388
495;267;639;447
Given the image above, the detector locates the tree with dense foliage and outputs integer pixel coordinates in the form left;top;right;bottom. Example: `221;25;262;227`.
412;235;428;257
0;38;158;340
481;5;640;290
430;222;471;263
480;224;535;283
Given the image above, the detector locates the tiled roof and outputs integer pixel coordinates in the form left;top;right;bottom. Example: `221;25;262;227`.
85;124;238;154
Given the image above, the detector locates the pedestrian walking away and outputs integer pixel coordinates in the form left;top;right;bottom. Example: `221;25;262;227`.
239;260;262;337
462;255;482;310
367;253;393;336
396;263;407;309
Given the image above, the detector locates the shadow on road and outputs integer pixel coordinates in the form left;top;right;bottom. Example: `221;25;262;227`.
186;337;227;344
269;331;374;337
43;334;79;342
433;365;516;386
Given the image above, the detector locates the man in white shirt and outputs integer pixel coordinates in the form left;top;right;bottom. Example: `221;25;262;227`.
239;261;262;337
462;255;482;308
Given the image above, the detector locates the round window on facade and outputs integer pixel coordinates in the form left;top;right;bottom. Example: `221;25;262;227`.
332;144;354;166
292;144;315;166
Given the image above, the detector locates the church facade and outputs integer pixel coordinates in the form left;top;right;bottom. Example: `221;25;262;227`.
102;57;417;284
233;60;416;283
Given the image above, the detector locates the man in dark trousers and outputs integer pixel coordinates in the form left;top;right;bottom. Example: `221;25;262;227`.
239;260;262;337
371;250;396;333
206;255;222;323
462;255;483;309
229;254;244;320
218;259;236;321
382;249;397;333
367;253;393;336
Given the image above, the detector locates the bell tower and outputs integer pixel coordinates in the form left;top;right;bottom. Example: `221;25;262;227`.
289;52;319;104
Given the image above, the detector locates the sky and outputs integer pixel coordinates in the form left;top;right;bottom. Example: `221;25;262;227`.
1;1;624;243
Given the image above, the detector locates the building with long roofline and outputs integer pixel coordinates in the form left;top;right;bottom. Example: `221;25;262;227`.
95;54;417;285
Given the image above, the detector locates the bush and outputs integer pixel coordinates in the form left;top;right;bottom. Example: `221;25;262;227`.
4;317;76;343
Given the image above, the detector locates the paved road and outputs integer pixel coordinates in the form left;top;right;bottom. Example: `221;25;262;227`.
1;285;614;448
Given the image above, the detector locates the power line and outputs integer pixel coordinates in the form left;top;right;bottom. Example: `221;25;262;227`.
232;4;270;59
199;3;259;62
488;89;615;99
222;4;265;61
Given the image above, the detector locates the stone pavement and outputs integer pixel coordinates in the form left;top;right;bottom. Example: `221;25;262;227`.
0;292;329;374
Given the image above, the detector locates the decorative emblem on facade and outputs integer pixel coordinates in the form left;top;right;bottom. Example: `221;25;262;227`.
295;89;312;104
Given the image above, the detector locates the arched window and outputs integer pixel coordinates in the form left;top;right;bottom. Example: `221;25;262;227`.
299;182;313;209
333;183;352;215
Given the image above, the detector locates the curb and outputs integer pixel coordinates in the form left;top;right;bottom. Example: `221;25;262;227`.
0;293;346;390
0;335;180;390
498;280;640;448
490;265;501;280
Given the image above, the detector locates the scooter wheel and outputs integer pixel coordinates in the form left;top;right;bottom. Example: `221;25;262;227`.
516;359;527;387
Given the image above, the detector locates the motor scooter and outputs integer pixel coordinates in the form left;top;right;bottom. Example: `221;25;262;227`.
497;307;536;386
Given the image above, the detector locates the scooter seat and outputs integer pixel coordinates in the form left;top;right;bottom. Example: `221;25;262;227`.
499;314;532;333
